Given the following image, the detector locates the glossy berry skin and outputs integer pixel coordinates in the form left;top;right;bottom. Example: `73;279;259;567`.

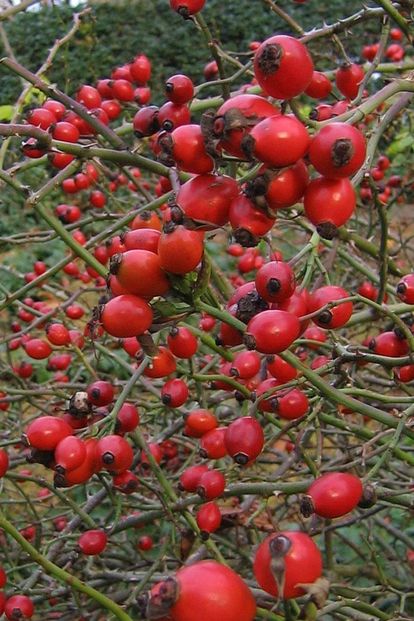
170;0;206;17
169;561;256;621
197;469;226;500
196;502;222;537
130;54;151;83
123;228;161;254
78;529;108;555
263;159;309;210
357;281;378;301
395;364;414;383
52;121;80;143
396;274;414;304
308;286;353;329
96;435;134;473
4;595;34;620
89;190;106;209
162;125;214;174
0;566;6;587
225;417;264;465
167;327;198;358
25;416;73;451
176;174;239;229
215;94;279;158
46;323;70;346
144;347;177;378
185;409;218;438
133;106;160;138
305;71;332;99
336;63;364;99
158;102;191;131
76;85;101;109
304;177;356;235
27;107;56;129
230;350;261;380
111;79;135;101
110;249;170;298
161;378;189;408
116;403;140;433
254;35;313;100
113;469;140;494
87;381;114;407
302;325;327;350
200;427;228;460
229;194;275;246
100;294;153;338
137;535;153;551
254;531;323;599
255;261;295;304
54;436;86;473
274;388;309;420
306;472;363;518
247;115;310;168
267;355;297;383
165;74;194;104
158;225;204;275
179;464;209;492
369;331;409;357
245;310;300;354
43;99;66;120
24;338;52;360
309;123;366;179
0;449;9;477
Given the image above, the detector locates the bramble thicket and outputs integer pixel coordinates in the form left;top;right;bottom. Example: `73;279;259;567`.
0;1;414;620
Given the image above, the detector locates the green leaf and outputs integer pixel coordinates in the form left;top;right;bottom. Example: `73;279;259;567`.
0;105;14;121
387;133;414;156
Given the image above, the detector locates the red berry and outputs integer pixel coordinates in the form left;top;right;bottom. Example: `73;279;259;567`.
199;427;228;460
196;502;222;538
78;529;107;555
197;468;226;500
305;472;363;518
309;123;366;179
245;310;300;354
255;261;295;304
247;115;310;168
254;35;314;100
254;531;322;599
336;63;364;99
161;378;189;408
308;285;353;329
168;561;256;621
96;435;134;473
305;71;332;99
396;274;414;304
304;177;356;236
4;595;34;620
165;74;194;104
25;416;73;451
224;416;264;465
100;295;153;338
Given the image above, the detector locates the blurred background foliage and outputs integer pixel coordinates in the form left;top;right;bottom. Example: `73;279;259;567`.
0;0;375;106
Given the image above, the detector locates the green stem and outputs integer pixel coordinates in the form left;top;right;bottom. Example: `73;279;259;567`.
280;351;414;444
374;0;412;42
0;511;134;621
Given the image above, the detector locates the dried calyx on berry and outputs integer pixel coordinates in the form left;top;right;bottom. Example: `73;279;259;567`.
137;577;178;619
68;391;91;418
235;291;268;324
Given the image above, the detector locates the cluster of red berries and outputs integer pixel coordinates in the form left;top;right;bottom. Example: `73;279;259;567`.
2;1;414;619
